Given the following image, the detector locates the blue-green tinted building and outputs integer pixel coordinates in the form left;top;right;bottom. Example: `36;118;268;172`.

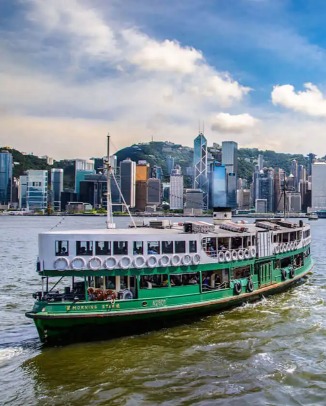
209;163;227;208
0;150;13;205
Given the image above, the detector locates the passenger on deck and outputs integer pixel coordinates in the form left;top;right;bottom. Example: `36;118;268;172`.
148;246;158;254
59;247;68;255
219;244;226;251
202;275;210;289
189;276;198;284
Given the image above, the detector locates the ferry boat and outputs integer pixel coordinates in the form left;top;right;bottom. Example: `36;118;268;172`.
25;139;314;345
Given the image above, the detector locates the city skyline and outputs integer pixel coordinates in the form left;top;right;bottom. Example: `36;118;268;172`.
3;1;326;158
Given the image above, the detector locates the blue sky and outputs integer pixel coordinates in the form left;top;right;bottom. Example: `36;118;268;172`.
1;0;326;158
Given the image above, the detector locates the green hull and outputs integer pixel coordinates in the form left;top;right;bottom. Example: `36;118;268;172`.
26;257;313;345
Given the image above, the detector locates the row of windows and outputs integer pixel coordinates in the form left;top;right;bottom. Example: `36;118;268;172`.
55;240;198;256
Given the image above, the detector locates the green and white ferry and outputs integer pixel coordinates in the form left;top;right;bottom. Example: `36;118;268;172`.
26;208;313;345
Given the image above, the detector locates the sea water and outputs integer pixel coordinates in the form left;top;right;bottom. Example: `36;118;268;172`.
0;216;325;405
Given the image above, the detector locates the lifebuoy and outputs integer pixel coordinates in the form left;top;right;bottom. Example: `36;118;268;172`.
147;255;157;268
238;249;244;260
244;249;250;259
182;254;192;266
232;250;238;261
250;247;256;258
159;255;170;267
119;256;132;269
234;281;242;295
88;256;102;270
171;254;181;266
122;289;133;300
218;251;225;262
105;256;117;270
134;255;146;269
54;257;69;271
225;251;232;262
71;257;86;270
247;279;254;292
192;254;201;265
289;267;295;278
281;268;287;280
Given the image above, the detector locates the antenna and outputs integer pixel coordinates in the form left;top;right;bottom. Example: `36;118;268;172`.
106;133;115;229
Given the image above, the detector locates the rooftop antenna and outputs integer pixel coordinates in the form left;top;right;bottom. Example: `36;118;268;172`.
106;134;115;229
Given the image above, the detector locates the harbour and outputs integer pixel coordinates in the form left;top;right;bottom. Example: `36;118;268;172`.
0;216;325;405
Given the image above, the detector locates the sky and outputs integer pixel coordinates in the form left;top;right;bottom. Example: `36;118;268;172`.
2;0;326;159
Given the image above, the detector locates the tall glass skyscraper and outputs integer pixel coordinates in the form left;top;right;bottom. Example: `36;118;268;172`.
222;141;238;209
193;132;208;209
120;158;136;208
26;170;48;211
51;168;64;211
0;150;13;205
209;163;227;208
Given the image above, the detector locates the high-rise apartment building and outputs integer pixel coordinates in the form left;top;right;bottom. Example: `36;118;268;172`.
193;132;208;209
51;168;63;211
147;178;161;206
170;165;183;210
120;158;136;208
0;150;13;206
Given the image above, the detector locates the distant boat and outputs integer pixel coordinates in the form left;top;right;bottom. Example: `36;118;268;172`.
308;212;318;220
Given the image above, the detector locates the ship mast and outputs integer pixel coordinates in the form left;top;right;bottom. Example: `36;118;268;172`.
106;134;115;229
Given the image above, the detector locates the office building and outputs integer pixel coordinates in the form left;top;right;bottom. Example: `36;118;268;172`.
253;167;274;212
147;178;161;206
255;199;267;213
209;163;227;208
222;141;238;209
18;175;28;209
79;174;107;209
184;189;203;215
120;158;136;208
74;159;95;196
135;161;150;211
166;156;175;175
0;150;13;206
193;132;208;209
51;168;63;211
26;170;48;211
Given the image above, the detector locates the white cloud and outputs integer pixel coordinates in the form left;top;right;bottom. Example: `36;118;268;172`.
271;83;326;117
211;112;258;133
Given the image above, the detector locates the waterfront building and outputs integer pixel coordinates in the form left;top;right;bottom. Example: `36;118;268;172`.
291;159;299;191
74;159;95;196
26;170;48;211
79;174;107;209
51;168;63;212
170;166;184;210
255;199;267;213
209;163;227;208
0;150;13;206
18;175;28;209
61;191;78;212
147;178;161;207
135;161;150;211
120;158;136;208
311;162;326;210
287;192;302;213
193;132;208;209
253;167;274;212
184;188;203;215
237;189;251;210
152;165;163;180
257;154;264;171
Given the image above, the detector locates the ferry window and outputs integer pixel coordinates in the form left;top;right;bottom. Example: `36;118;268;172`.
233;266;250;279
148;241;160;255
189;240;197;253
76;241;93;255
95;241;111;255
171;273;199;286
282;233;289;243
113;241;128;255
231;237;242;249
290;232;296;241
162;241;173;254
140;274;168;288
55;240;69;256
175;241;186;254
133;241;143;255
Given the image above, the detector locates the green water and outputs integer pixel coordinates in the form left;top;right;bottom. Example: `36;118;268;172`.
0;217;325;405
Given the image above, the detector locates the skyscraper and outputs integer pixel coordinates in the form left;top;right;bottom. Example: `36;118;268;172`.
135;161;150;211
193;132;208;209
120;158;136;208
147;178;161;207
51;168;63;211
209;163;227;208
0;150;13;206
222;141;238;209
